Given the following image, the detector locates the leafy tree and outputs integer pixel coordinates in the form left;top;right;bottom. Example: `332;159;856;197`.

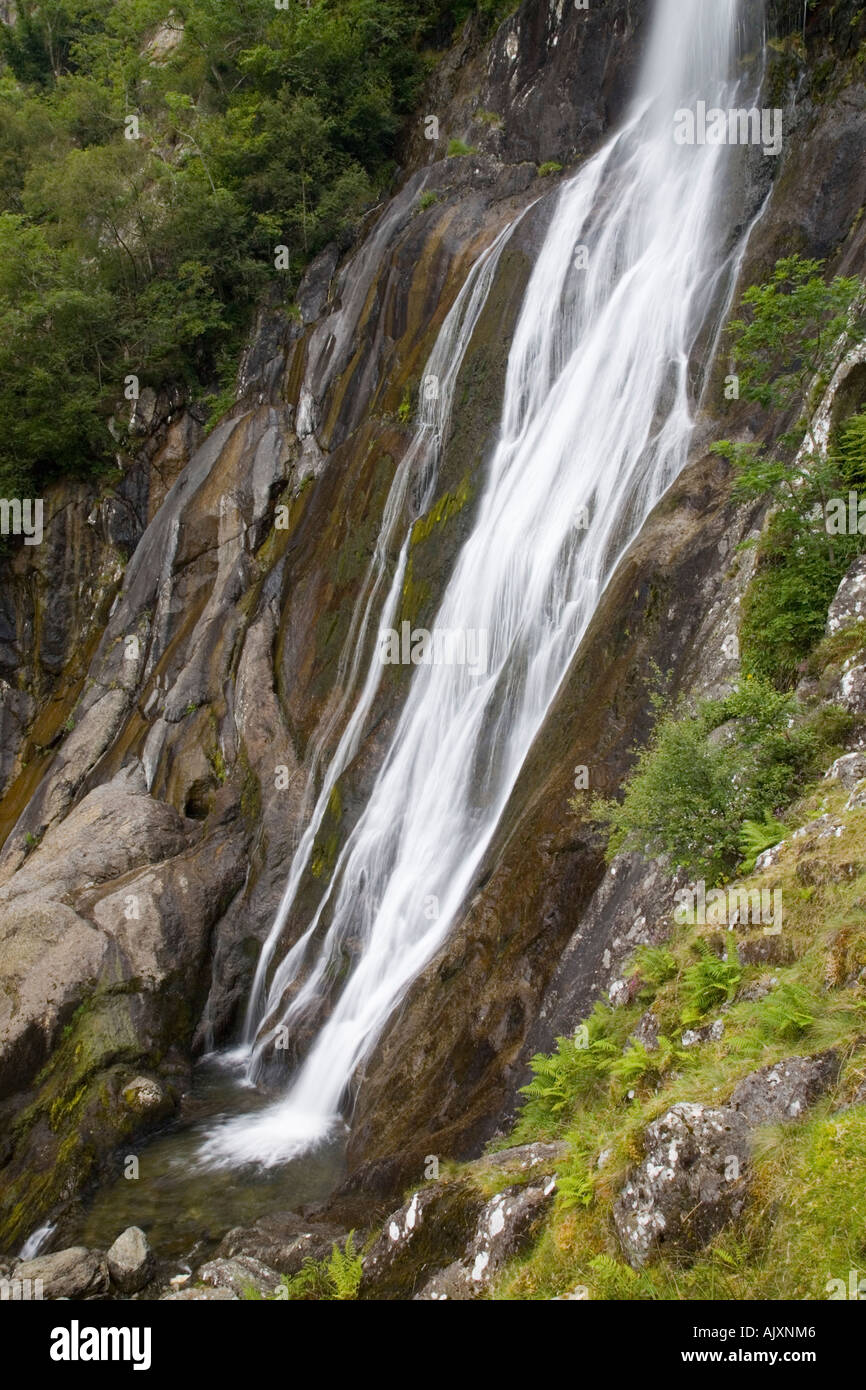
0;0;506;496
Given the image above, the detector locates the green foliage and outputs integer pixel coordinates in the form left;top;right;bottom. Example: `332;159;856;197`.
446;137;477;157
272;1232;362;1301
327;1231;363;1299
0;0;500;492
680;941;742;1025
738;813;789;873
631;944;677;991
753;980;817;1041
516;1004;618;1136
416;190;439;211
537;160;562;176
717;255;865;686
726;255;859;412
591;676;841;883
609;1034;686;1086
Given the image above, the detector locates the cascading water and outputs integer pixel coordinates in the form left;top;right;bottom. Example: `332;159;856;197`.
202;0;763;1167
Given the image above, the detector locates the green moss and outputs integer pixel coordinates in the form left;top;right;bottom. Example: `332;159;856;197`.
537;161;563;177
239;746;262;826
410;476;472;549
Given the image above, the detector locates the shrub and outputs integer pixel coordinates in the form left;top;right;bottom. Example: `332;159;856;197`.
590;676;847;883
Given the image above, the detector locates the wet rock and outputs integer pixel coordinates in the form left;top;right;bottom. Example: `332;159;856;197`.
728;1052;841;1126
107;1227;154;1295
121;1077;171;1119
14;1246;109;1300
613;1102;750;1268
297;244;339;325
198;1255;283;1299
216;1212;345;1277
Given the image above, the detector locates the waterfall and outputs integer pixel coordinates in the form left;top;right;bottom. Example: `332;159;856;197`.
202;0;761;1167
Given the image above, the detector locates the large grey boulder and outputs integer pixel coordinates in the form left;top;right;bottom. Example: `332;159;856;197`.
106;1227;154;1295
14;1246;109;1300
614;1103;750;1269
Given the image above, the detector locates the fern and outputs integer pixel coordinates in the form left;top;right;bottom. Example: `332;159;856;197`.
755;981;817;1041
609;1034;687;1088
328;1231;363;1300
516;1006;618;1135
588;1253;655;1300
739;814;789;874
681;941;742;1025
631;945;677;990
558;1168;595;1210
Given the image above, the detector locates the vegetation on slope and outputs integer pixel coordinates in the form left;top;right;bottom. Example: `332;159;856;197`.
0;0;514;496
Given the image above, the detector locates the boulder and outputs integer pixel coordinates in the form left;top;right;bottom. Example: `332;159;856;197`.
824;751;866;790
414;1179;557;1299
14;1246;109;1300
614;1051;842;1267
359;1181;484;1299
106;1227;154;1295
215;1211;345;1277
613;1102;750;1268
197;1255;283;1299
728;1052;841;1126
827;555;866;635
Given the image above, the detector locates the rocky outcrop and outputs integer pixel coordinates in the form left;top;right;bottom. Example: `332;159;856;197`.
614;1051;841;1266
360;1140;566;1299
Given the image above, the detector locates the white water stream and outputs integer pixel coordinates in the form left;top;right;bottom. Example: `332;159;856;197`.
202;0;762;1167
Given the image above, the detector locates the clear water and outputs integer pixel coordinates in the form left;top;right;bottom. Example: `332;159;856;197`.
61;1061;345;1263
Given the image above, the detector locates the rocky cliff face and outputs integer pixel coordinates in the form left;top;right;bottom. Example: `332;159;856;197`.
1;0;865;1252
